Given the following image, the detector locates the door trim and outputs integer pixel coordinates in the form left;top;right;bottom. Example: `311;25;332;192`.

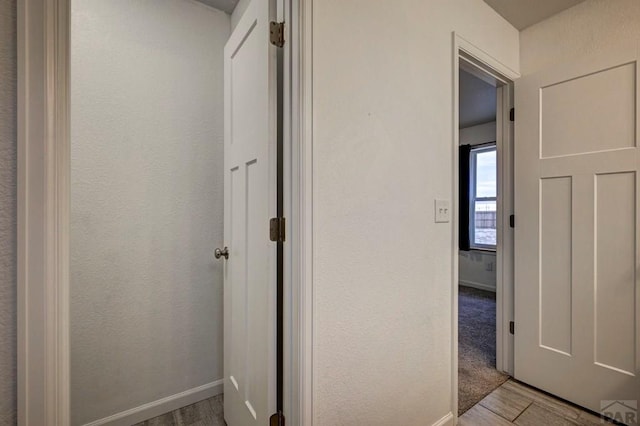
451;32;519;421
17;0;309;424
287;0;314;424
18;0;71;424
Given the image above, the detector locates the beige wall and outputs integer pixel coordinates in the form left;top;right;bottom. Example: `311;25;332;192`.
0;0;16;424
311;0;518;424
70;1;229;423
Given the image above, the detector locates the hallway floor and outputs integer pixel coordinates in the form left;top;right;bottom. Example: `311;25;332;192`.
459;379;616;425
134;394;224;426
136;381;617;425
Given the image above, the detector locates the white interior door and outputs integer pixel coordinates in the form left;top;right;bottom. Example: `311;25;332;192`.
514;45;640;421
223;0;277;424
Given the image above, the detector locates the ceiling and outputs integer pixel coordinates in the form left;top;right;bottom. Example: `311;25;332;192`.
459;69;496;129
202;0;585;28
195;0;239;14
483;0;585;30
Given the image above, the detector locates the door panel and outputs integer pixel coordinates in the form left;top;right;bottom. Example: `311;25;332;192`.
539;62;636;158
595;171;637;375
515;48;640;421
223;0;276;424
539;176;572;356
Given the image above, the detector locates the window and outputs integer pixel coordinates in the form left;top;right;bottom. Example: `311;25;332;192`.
470;145;496;249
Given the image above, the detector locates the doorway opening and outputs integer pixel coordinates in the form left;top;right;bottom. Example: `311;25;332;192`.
68;1;280;424
24;0;294;424
454;51;515;416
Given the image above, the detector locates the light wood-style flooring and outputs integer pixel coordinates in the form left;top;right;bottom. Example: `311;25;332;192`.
137;379;618;425
460;379;617;426
133;394;225;426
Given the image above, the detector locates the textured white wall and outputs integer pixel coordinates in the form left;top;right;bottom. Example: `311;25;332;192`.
459;122;497;292
520;0;640;75
0;0;16;425
311;1;518;424
70;1;229;424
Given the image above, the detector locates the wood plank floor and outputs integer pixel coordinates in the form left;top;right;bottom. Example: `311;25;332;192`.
133;394;225;426
459;379;618;426
136;380;619;425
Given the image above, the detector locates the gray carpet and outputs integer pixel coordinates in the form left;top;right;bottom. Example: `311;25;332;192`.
458;285;509;415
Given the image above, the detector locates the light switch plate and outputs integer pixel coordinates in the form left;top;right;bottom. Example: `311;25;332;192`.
435;199;450;223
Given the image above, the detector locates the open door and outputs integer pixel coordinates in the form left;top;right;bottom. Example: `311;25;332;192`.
514;45;640;421
222;0;278;424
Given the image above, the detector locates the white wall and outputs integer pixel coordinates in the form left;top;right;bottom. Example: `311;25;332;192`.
460;121;496;146
459;121;497;292
0;1;17;424
520;0;640;75
231;0;250;29
70;1;229;424
311;1;518;424
459;251;496;292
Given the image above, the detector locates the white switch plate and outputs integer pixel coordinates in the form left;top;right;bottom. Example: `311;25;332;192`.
435;199;450;223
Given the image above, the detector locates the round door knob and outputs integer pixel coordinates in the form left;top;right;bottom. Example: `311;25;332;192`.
214;247;229;260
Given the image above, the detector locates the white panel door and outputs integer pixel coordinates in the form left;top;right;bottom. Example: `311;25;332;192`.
515;46;640;422
223;0;276;424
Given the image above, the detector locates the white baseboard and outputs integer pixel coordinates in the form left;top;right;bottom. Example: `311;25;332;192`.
83;379;224;426
459;280;496;293
432;412;454;426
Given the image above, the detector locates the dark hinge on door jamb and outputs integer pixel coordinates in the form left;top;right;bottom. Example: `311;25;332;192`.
270;411;286;426
270;21;285;47
510;321;515;335
270;217;286;242
509;108;515;122
510;214;515;228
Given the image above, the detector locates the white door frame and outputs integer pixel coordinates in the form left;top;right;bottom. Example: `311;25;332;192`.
17;0;313;425
451;33;519;420
283;0;314;424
